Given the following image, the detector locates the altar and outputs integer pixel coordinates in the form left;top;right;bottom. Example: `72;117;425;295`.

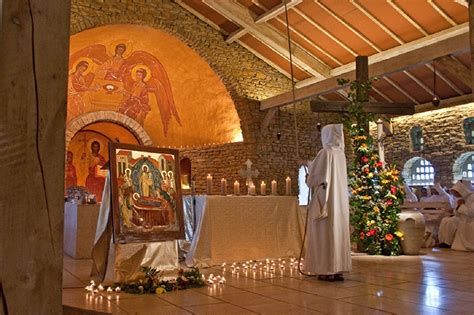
184;195;303;267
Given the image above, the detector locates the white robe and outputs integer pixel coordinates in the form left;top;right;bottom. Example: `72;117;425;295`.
438;183;474;250
404;184;418;202
451;194;474;251
305;124;351;275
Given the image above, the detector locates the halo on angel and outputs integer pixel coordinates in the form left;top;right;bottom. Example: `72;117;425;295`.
132;65;152;82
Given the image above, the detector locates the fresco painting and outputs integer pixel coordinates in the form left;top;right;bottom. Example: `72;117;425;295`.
68;25;242;147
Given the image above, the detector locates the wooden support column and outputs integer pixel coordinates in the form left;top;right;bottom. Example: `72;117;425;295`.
0;0;70;313
469;0;474;91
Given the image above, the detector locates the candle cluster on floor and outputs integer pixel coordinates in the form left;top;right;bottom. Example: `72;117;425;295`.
85;280;122;301
205;273;226;285
222;257;304;277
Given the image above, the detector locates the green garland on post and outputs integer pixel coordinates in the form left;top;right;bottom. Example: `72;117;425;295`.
339;78;405;256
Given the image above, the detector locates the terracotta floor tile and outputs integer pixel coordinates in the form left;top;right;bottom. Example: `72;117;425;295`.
184;302;256;314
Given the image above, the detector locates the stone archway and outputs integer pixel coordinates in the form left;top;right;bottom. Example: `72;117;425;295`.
66;111;153;148
452;151;474;183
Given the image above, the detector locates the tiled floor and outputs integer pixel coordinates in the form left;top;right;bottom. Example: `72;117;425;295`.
63;248;474;314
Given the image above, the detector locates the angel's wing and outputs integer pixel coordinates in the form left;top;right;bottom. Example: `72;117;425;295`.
69;44;109;70
119;51;181;136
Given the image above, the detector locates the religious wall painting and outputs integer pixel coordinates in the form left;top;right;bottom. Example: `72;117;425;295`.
66;131;109;201
70;25;242;147
68;41;181;136
109;143;184;243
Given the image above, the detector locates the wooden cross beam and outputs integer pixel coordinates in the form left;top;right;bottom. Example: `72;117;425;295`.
311;56;415;116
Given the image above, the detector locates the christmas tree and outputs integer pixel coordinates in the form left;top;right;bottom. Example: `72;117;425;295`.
340;78;405;256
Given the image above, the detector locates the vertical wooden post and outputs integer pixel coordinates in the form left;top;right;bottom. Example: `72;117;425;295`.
469;0;474;91
355;56;369;102
0;0;70;313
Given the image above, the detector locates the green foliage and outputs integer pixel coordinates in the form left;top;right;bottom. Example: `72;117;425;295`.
107;266;206;294
342;79;405;256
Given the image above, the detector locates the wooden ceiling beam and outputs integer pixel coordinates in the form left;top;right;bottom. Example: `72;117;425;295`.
252;1;343;66
254;0;302;24
387;0;429;36
293;7;357;57
383;77;419;104
203;0;330;78
314;0;382;52
261;24;469;109
415;93;474;113
428;0;457;26
351;0;404;45
310;101;415;115
424;63;463;95
435;55;471;87
226;28;248;44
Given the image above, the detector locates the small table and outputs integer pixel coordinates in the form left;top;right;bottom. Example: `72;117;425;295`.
64;202;100;259
185;195;303;267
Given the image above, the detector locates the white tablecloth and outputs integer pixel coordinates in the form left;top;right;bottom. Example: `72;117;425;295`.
184;195;303;267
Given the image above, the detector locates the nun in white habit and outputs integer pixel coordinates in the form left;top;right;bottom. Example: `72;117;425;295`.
438;181;471;247
305;124;351;281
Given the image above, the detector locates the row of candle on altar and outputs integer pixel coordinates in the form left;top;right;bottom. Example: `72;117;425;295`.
205;175;293;195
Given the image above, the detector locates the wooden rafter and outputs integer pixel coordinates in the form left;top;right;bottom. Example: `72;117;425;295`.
311;101;415;115
383;77;419;104
254;0;302;24
252;0;343;66
424;63;463;95
415;93;474;113
428;0;457;26
435;55;471;87
261;24;469;109
226;28;248;44
387;0;429;36
372;86;394;103
293;7;357;57
202;0;330;78
351;0;404;45
403;70;434;96
314;0;382;53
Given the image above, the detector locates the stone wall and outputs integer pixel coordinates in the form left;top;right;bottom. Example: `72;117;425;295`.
382;103;474;186
70;0;348;197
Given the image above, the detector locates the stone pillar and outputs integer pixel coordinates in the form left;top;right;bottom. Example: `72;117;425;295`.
0;0;70;313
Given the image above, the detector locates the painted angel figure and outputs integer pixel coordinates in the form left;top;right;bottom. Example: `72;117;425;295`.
68;43;182;135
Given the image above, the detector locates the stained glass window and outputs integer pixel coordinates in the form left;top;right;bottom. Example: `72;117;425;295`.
463;118;474;145
411;126;424;152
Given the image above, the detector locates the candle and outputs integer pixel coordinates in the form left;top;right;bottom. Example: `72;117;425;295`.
249;183;256;195
271;180;277;195
260;181;266;195
285;176;291;195
220;178;227;195
206;174;213;195
234;180;240;195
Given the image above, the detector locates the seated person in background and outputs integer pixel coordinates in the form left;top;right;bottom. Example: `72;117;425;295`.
439;181;472;248
451;182;474;251
404;184;418;202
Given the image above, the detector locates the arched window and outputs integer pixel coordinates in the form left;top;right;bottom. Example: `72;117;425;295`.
410;126;424;152
402;157;435;186
298;166;310;206
463;118;474;145
453;152;474;183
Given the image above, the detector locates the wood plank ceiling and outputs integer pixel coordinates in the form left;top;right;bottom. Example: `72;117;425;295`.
176;0;470;111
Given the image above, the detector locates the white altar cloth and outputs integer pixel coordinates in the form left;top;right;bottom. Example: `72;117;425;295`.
185;195;303;267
